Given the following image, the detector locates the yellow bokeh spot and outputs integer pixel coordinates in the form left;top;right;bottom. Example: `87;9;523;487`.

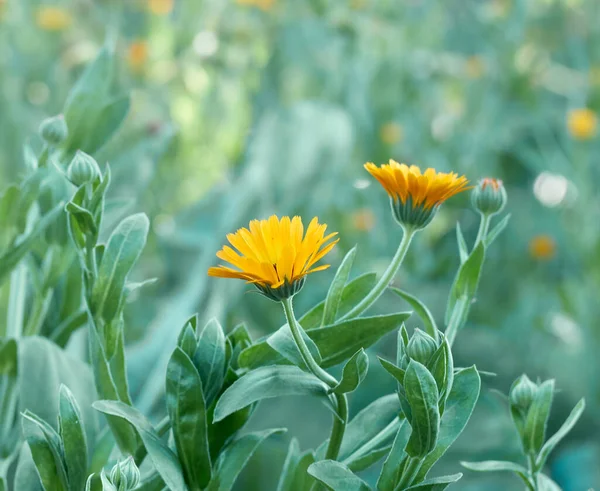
352;209;375;232
128;41;149;72
379;122;403;145
236;0;276;11
36;6;73;31
148;0;174;15
567;108;597;140
529;235;556;261
465;56;485;79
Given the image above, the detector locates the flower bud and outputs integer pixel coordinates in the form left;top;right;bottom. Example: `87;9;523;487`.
67;150;101;187
406;328;438;365
39;115;68;146
109;456;140;491
510;374;538;411
471;178;507;216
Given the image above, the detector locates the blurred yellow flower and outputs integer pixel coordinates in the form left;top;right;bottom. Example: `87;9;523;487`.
236;0;275;11
148;0;174;15
379;122;403;145
567;108;597;140
352;209;375;232
465;56;485;79
365;160;470;229
529;235;556;261
589;67;600;87
36;6;73;31
208;216;338;298
127;41;148;72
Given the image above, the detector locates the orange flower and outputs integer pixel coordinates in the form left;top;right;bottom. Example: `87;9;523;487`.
127;41;148;71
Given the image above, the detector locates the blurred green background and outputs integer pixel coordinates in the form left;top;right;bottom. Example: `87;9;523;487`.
1;0;599;489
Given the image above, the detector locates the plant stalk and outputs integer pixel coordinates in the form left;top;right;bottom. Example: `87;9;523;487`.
475;213;491;246
339;227;416;321
282;297;347;462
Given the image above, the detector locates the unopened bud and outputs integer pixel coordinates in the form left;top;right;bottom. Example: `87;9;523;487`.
39;114;68;146
109;456;140;491
471;178;507;216
510;374;538;411
67;150;101;186
406;329;438;365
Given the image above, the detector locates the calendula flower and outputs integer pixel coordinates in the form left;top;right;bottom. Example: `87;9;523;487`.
36;6;73;31
471;177;507;216
365;160;470;230
529;235;556;261
148;0;174;15
208;216;338;301
379;122;403;145
567;108;597;140
127;41;148;72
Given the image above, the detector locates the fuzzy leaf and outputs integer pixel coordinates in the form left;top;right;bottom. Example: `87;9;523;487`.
322;247;357;326
330;349;369;394
193;318;226;407
308;460;371;491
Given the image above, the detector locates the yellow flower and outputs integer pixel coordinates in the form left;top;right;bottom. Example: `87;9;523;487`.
379;122;403;145
208;215;338;300
529;235;556;261
148;0;174;15
36;6;73;31
127;41;148;71
567;108;597;140
365;160;470;229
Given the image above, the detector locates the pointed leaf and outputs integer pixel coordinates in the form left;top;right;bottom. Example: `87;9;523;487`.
267;323;322;369
485;214;511;248
206;428;285;491
523;379;555;455
193;318;226;407
455;223;468;263
307;460;371;491
391;289;438;341
330;349;369;394
405;473;462;490
277;439;316;491
378;357;406;386
445;242;485;324
322;247;357;326
377;419;411;491
213;366;332;422
166;347;212;489
93;401;186;491
58;386;88;491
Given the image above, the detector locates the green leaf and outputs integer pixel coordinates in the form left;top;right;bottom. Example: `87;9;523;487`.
404;361;440;458
377;419;411;491
322;246;357;326
0;204;63;284
277;438;316;491
84;95;130;154
536;398;585;469
378;357;406;385
461;460;529;475
413;367;481;482
166;347;212;489
347;445;392;473
455;223;469;263
485;214;511;248
391;289;438;341
213;366;332;422
404;473;463;490
267;323;322;369
91;213;149;325
238;273;377;370
14;444;44;491
536;473;562;491
427;338;453;408
523;379;555;455
320;394;401;461
93;400;186;491
206;428;285;491
65;201;97;238
0;338;17;375
307;460;371;491
58;385;88;491
445;242;485;324
21;411;69;490
330;349;369;394
193;318;226;407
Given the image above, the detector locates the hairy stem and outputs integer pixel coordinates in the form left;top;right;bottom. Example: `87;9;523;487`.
339;227;416;321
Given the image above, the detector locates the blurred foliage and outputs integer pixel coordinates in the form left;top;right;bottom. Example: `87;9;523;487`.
1;0;600;488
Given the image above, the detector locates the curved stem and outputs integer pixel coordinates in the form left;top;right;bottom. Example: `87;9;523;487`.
396;456;421;490
282;297;348;462
339;227;417;321
475;213;491;247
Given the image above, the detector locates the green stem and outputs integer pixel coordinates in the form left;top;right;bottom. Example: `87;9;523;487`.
527;454;539;491
282;297;347;461
475;213;491;246
445;296;469;347
339;227;417;321
396;456;422;490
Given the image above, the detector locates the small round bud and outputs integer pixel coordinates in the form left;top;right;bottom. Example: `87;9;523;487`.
39;115;68;146
471;178;507;216
510;375;538;411
406;329;438;365
109;456;140;491
67;150;101;187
